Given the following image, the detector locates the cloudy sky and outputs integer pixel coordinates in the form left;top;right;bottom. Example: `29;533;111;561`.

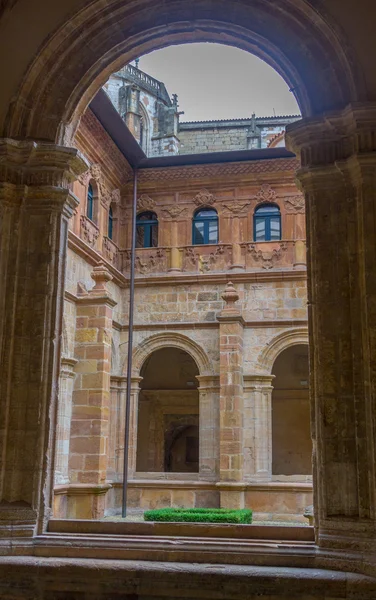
138;43;301;122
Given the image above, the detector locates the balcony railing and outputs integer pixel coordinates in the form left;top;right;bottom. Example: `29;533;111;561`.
102;236;119;268
118;241;305;276
80;215;99;249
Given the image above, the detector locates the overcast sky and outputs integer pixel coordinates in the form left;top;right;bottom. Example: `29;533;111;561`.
137;43;301;122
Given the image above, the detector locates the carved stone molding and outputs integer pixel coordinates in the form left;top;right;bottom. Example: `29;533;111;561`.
183;244;232;273
245;243;287;270
193;189;215;207
80;215;99;248
78;162;101;186
255;183;277;204
162;205;187;219
137;194;155;212
284;195;305;214
222;201;250;215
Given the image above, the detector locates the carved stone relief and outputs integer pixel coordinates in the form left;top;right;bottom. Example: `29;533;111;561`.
80;215;99;248
193;189;215;207
284;195;305;213
137;194;156;212
245;242;287;269
255;183;277;203
162;205;187;219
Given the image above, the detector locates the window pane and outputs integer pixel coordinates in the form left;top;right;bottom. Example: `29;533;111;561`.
136;225;144;248
255;218;266;241
151;224;158;248
255;204;280;215
195;208;217;219
193;222;205;245
270;217;281;240
208;220;218;244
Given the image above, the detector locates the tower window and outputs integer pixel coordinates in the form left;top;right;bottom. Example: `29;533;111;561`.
87;183;94;221
136;211;158;248
254;204;281;241
192;208;218;245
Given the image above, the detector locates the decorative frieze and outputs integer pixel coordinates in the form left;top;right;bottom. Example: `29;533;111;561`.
182;244;232;273
122;248;168;275
162;205;187;219
222;201;250;215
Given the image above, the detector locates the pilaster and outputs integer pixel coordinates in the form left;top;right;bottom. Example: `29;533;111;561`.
196;375;220;482
217;282;245;508
243;375;274;482
0;139;88;537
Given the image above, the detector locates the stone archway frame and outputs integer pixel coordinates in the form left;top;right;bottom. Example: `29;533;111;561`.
257;327;309;374
3;0;364;143
130;332;212;377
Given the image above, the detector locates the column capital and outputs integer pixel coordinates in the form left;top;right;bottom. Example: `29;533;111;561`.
0;138;89;187
286;102;376;169
243;374;275;390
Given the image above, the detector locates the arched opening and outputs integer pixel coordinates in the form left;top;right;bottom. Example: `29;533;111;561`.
271;344;312;477
192;208;218;245
136;347;199;473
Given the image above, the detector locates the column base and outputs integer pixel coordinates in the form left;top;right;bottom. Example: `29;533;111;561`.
54;484;112;519
0;504;37;538
217;483;246;510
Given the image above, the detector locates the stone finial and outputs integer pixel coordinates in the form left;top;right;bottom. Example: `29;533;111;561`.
90;262;113;296
220;281;241;317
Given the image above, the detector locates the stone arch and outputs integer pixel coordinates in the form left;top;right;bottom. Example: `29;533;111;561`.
131;332;211;377
257;327;309;374
3;0;364;143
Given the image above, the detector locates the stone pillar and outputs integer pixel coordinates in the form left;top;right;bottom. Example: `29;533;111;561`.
0;139;88;536
68;263;116;519
286;103;376;552
54;357;77;485
243;375;274;482
217;282;245;508
196;375;220;481
126;377;143;478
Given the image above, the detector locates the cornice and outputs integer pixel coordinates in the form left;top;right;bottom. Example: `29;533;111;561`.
118;319;307;332
132;269;307;287
137;157;300;186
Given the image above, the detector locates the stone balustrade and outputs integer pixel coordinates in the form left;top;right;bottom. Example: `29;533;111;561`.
118;240;305;276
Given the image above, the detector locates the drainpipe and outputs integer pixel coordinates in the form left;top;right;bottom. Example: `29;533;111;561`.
122;167;138;518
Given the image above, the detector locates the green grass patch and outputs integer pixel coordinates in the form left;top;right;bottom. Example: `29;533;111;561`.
143;507;252;524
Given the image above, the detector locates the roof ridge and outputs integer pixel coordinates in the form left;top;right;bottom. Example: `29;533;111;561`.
180;115;301;125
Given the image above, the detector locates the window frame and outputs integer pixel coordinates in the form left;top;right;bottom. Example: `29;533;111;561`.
108;205;114;240
192;207;219;245
136;211;158;248
87;182;94;222
253;203;281;242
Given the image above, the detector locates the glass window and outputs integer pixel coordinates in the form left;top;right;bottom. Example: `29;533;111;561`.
108;206;113;240
87;183;94;221
254;204;281;241
193;208;218;245
136;211;158;248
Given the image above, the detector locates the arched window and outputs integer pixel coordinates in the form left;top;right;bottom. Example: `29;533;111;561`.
192;208;218;245
254;204;281;241
108;206;114;240
136;211;158;248
87;183;94;221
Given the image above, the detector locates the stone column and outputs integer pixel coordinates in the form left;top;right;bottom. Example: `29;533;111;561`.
68;263;116;519
217;282;245;508
243;375;274;482
169;220;182;272
286;103;376;553
196;375;220;481
229;216;245;271
0;139;88;536
54;357;78;485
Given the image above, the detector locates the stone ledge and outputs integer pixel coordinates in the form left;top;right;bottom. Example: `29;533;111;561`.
0;557;375;599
